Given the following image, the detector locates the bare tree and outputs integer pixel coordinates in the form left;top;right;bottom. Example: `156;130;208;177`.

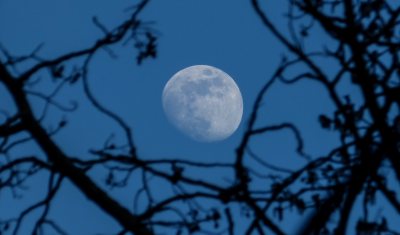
0;0;400;234
250;0;400;234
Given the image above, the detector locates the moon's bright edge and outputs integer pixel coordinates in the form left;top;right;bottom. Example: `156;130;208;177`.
162;65;243;142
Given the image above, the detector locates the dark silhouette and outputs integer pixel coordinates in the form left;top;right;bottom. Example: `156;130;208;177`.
1;0;399;234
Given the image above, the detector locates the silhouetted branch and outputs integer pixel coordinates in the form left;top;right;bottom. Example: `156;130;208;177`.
81;55;137;156
1;0;400;234
251;123;310;160
19;0;150;82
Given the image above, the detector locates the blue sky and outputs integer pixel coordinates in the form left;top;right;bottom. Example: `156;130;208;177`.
1;0;397;234
0;0;334;157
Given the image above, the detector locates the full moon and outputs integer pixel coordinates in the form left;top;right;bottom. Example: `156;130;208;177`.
162;65;243;142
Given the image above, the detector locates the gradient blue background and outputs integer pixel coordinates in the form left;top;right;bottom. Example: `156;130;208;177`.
0;0;397;234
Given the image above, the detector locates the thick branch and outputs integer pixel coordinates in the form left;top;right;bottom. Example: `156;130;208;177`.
0;64;153;235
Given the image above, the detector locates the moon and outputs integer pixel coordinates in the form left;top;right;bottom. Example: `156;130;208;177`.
162;65;243;142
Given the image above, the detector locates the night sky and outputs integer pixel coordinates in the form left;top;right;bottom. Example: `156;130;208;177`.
1;0;398;234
